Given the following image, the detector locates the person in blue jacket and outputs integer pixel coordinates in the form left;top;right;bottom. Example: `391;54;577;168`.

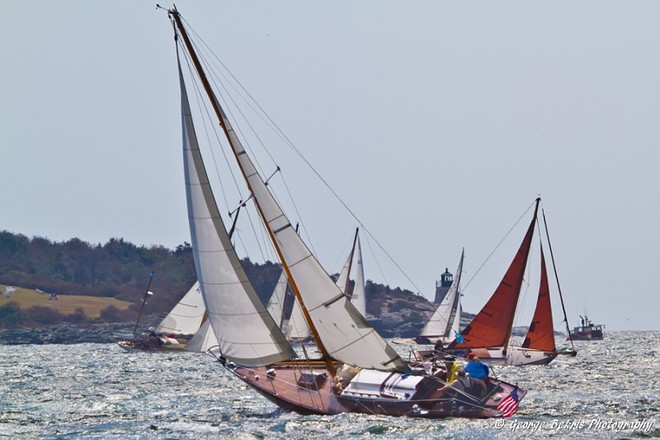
464;352;489;380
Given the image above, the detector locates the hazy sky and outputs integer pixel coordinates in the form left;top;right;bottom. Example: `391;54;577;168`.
2;1;659;332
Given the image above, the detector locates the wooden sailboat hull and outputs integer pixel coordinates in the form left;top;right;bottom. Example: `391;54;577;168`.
224;359;522;419
116;337;192;352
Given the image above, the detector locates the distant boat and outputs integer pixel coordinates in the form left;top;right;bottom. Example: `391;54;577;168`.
167;6;524;418
117;281;218;352
569;315;604;340
443;198;577;366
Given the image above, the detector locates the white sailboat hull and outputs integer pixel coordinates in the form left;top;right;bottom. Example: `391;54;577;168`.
442;346;558;366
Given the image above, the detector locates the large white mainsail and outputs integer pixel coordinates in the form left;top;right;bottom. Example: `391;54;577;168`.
155;281;205;335
178;52;296;366
202;54;406;373
419;249;464;341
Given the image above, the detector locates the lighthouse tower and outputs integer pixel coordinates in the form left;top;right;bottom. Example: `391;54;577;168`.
434;268;453;304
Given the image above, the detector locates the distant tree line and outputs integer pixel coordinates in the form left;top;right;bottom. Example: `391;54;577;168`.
0;230;282;328
0;230;427;332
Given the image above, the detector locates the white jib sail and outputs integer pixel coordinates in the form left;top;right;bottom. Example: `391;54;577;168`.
178;54;296;367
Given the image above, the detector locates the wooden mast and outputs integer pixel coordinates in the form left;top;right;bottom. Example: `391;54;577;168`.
169;9;335;370
133;271;154;336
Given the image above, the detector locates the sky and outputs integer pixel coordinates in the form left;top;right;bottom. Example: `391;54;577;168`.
2;1;659;332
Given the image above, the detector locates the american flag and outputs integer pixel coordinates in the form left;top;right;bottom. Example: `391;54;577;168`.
497;386;520;418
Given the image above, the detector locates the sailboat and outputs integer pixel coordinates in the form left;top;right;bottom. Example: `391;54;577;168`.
167;7;524;418
335;228;367;318
444;198;577;366
416;249;464;346
117;281;218;352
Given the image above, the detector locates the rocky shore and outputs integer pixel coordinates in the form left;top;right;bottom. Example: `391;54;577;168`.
0;322;138;345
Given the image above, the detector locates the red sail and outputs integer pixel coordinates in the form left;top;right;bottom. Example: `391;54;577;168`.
450;202;539;349
522;247;556;352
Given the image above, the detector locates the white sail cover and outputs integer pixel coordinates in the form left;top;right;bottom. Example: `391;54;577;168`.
420;250;464;340
212;91;407;371
178;55;296;366
155;281;205;335
350;235;367;318
183;319;218;352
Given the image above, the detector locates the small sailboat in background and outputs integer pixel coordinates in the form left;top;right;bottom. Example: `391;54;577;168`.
118;281;218;352
569;314;605;340
415;249;464;346
166;6;524;418
444;198;577;366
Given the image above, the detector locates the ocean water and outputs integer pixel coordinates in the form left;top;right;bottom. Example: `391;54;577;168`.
0;331;657;439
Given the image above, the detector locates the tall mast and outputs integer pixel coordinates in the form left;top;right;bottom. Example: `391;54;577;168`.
169;9;334;366
133;271;154;336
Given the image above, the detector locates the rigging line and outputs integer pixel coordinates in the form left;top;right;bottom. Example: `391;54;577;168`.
462;199;538;293
276;172;319;256
182;18;320;258
181;16;420;293
363;230;391;290
183;17;276;179
182;16;282;166
541;205;574;350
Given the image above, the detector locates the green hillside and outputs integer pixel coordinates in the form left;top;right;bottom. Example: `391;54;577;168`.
1;285;132;319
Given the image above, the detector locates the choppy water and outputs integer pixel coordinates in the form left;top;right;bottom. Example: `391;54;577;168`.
0;331;658;439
